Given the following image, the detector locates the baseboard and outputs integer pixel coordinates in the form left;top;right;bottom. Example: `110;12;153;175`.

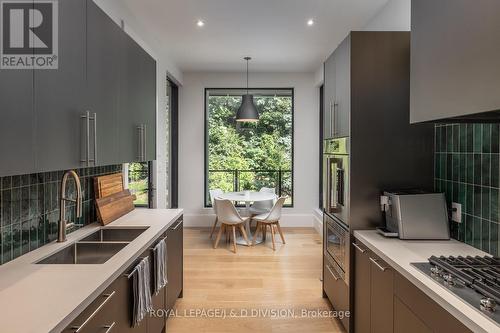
312;208;323;236
183;213;315;228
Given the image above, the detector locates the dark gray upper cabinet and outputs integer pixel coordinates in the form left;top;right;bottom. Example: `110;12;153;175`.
119;34;157;163
410;0;500;123
322;34;351;139
0;69;35;176
86;0;120;166
323;53;335;139
35;0;87;172
0;0;157;177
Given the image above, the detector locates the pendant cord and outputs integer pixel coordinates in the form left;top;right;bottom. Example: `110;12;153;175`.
246;58;249;94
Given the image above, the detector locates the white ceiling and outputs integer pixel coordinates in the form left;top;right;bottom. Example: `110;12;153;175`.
120;0;389;72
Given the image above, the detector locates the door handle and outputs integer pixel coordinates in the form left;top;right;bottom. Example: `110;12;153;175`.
333;102;339;136
369;257;389;272
326;264;339;281
352;242;366;254
81;111;97;166
143;124;147;161
137;125;144;161
330;101;334;138
71;291;116;332
92;112;97;166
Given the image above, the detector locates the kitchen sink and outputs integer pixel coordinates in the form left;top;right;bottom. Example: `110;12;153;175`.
79;227;149;242
36;242;128;265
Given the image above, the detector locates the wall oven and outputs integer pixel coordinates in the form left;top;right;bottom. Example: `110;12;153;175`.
324;213;349;283
323;137;349;226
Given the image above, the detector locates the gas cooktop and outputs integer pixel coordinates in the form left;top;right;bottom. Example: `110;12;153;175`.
412;255;500;324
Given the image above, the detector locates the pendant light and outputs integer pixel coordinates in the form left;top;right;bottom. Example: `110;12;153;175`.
236;57;259;122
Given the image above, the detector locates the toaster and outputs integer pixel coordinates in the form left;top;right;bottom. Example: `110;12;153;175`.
381;190;450;240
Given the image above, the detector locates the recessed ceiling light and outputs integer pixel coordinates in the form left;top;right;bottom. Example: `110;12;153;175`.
307;19;315;26
196;20;205;27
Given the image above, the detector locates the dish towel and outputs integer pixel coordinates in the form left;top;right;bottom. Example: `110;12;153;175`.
153;239;168;295
132;257;153;327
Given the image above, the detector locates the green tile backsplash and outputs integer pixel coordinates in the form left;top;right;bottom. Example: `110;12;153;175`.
0;165;122;265
435;124;500;256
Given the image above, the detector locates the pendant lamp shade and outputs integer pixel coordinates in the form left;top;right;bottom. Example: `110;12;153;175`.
236;57;259;122
236;94;259;122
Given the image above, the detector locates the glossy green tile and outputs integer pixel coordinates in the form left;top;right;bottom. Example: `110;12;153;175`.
474;185;482;217
21;221;29;255
490;222;498;256
447;125;454;152
465;215;473;245
482;154;491;186
459;154;466;183
466;124;474;152
466;155;474;184
435;126;441;152
447;154;453;181
482;187;490;220
453;124;459;152
492;154;499;188
29;217;38;251
452;154;459;182
473;217;481;249
459;124;467;152
2;225;12;264
473;154;482;185
481;219;490;253
482;124;492;153
491;188;499;222
473;124;482;153
466;184;474;215
492;124;499;153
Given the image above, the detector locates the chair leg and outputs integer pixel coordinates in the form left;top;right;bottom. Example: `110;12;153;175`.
232;226;237;253
270;223;276;251
276;222;286;244
239;224;250;246
214;223;224;249
209;217;218;239
253;222;261;245
262;224;267;241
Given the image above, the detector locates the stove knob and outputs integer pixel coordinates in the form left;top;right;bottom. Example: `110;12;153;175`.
480;298;497;312
443;274;455;285
430;266;442;275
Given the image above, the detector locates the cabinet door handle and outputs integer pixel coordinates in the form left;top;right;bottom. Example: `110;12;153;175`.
326;264;339;281
71;291;116;332
143;124;147;161
333;102;339;136
330;101;334;138
352;242;366;253
369;257;389;272
92;112;97;166
171;219;183;230
137;125;144;161
81;111;91;166
103;322;116;333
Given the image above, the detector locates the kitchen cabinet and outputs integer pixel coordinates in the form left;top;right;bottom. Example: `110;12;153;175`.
353;238;472;333
323;253;350;331
35;0;87;172
166;217;183;311
322;35;350;139
352;240;393;333
0;67;35;176
410;0;500;122
323;53;335;139
86;0;121;167
119;34;157;163
0;0;157;177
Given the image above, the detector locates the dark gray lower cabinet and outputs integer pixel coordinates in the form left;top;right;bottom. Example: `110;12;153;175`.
64;220;184;333
352;240;394;333
323;254;350;331
353;238;472;333
167;217;184;311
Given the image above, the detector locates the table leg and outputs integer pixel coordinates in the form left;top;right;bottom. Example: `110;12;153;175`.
235;201;264;246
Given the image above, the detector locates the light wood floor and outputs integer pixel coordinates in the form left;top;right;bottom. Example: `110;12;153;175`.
167;227;345;333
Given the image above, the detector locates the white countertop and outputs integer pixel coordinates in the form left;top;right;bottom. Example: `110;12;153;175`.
354;230;500;333
0;208;183;333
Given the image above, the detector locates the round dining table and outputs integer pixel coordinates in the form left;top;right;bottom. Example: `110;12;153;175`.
218;191;277;245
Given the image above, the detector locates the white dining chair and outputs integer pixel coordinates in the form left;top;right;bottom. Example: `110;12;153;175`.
209;189;223;239
248;187;276;216
252;196;287;251
214;199;251;253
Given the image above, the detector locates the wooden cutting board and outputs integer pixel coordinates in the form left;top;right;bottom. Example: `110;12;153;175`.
96;189;136;225
94;173;124;199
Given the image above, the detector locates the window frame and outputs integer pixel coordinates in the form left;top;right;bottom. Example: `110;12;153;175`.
204;87;295;208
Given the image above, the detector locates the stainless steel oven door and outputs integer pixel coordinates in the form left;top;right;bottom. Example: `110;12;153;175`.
324;215;348;275
323;153;349;225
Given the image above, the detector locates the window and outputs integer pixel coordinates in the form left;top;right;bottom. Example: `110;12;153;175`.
128;162;152;207
205;88;294;207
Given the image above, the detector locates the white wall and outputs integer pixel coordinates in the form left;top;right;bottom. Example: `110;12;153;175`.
362;0;411;31
179;72;319;227
92;0;183;209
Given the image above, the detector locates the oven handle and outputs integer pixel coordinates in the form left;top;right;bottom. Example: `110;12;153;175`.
326;263;339;281
352;242;366;254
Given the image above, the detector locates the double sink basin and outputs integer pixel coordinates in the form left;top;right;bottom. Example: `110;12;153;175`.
36;227;149;265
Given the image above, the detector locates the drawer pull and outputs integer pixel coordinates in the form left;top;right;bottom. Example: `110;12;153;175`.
352;242;366;253
71;291;116;332
172;219;183;230
103;322;116;333
369;257;389;272
326;264;339;281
